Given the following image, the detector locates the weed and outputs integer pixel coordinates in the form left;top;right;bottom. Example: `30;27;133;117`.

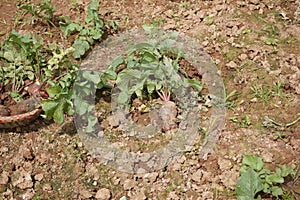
250;84;273;102
225;90;237;109
242;29;252;34
272;132;289;142
236;155;296;199
273;81;290;100
19;0;57;27
264;38;277;46
230;114;251;128
60;0;112;58
203;15;214;25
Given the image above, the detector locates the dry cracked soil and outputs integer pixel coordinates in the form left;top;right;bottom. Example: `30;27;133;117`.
0;0;299;199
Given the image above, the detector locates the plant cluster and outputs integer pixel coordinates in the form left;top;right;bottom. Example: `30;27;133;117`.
60;0;108;58
74;25;203;132
0;0;114;124
19;0;56;27
236;155;297;200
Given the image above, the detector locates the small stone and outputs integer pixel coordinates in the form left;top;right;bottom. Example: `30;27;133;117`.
132;191;147;200
0;171;9;185
11;168;33;190
107;115;119;128
80;189;93;199
226;61;238;69
219;169;239;189
143;172;158;183
249;0;259;4
95;188;111;200
171;163;181;171
34;173;44;182
167;191;179;200
0;146;9;154
22;147;34;160
191;169;203;183
201;171;212;182
261;151;273;163
202;40;209;47
217;158;232;171
123;179;136;190
43;183;52;191
238;53;248;61
177;155;186;164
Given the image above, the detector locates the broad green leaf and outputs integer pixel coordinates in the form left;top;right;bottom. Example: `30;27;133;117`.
280;165;293;177
270;186;283;197
82;71;100;84
236;168;264;200
72;39;90;58
73;98;93;115
141;50;158;63
90;28;103;40
147;83;155;94
242;155;264;171
110;55;124;70
53;102;64;124
46;85;62;98
118;91;129;105
63;22;82;37
86;0;99;23
42;100;58;119
265;174;284;184
133;42;153;51
86;115;98;133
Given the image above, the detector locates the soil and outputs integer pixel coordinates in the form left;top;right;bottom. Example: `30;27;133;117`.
0;0;300;200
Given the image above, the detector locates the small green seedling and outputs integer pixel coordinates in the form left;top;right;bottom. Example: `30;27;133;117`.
230;114;251;128
236;155;295;200
20;0;57;27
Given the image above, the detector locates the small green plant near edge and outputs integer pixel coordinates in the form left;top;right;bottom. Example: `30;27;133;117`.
60;0;107;58
236;154;295;200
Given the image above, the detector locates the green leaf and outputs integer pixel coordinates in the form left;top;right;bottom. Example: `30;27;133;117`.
242;155;264;171
82;71;100;84
265;174;284;184
73;98;93;115
270;186;283;197
86;0;99;23
72;38;90;58
63;22;82;37
53;102;64;124
118;91;130;105
185;78;202;91
46;85;62;98
147;83;155;94
236;168;264;200
90;28;103;40
42;100;58;119
86;115;98;133
110;55;124;70
280;165;293;177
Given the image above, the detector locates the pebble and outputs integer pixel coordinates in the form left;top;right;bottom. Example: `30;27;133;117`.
217;158;233;171
191;169;203;183
132;191;147;200
95;188;111;200
80;189;93;199
226;61;238;69
123;179;136;190
0;171;9;185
